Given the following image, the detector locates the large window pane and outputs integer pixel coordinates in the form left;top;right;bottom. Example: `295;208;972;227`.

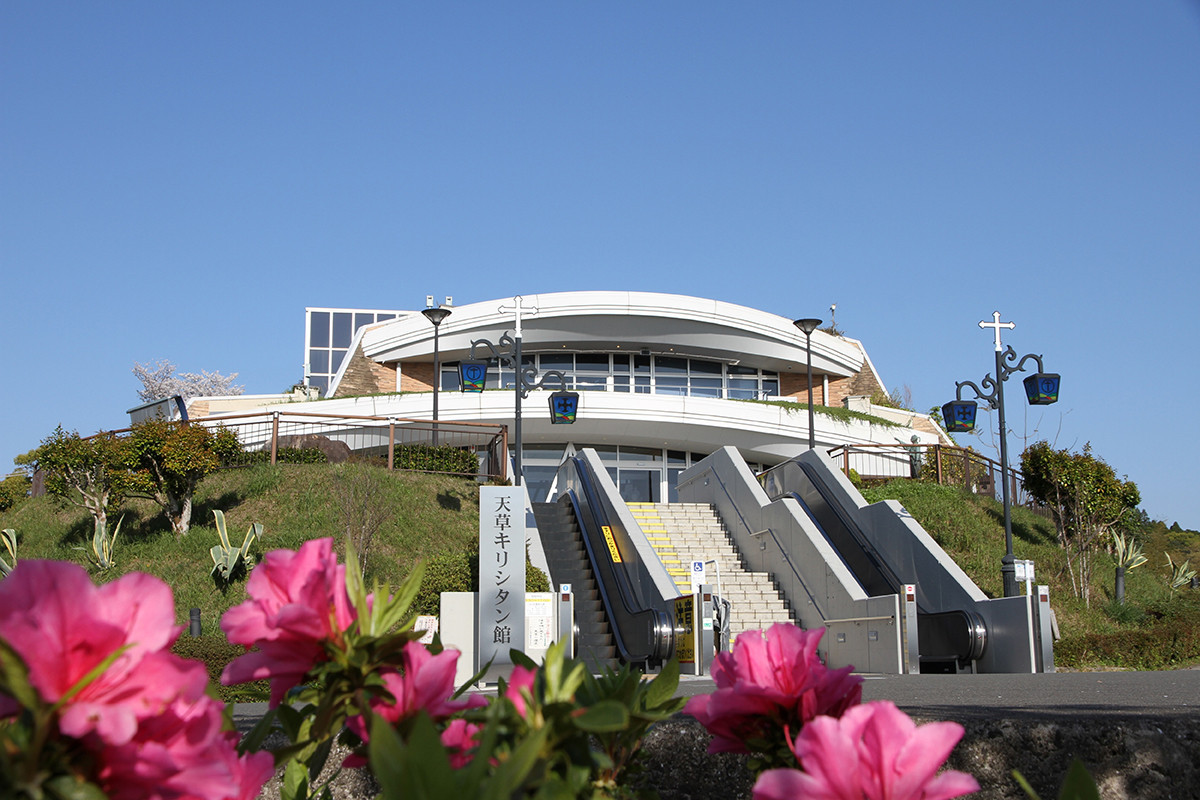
655;377;687;395
575;376;607;392
354;313;375;332
620;446;662;464
655;356;687;375
331;349;348;373
691;378;722;398
612;376;630;392
539;353;572;369
309;312;330;348
332;313;353;347
689;359;722;375
309;349;330;375
575;354;609;372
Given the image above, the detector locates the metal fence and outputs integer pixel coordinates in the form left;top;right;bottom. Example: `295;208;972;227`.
826;442;1034;508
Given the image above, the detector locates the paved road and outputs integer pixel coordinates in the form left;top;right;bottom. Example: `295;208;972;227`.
675;669;1200;722
234;668;1200;732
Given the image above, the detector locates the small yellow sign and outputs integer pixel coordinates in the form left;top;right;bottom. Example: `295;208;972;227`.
674;595;696;665
601;525;622;563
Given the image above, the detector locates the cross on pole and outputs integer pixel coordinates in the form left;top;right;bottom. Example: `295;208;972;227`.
979;311;1015;352
499;295;538;338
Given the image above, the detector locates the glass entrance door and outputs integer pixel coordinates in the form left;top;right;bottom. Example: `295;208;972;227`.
618;469;662;503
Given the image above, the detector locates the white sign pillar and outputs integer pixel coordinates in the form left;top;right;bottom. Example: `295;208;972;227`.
478;485;526;680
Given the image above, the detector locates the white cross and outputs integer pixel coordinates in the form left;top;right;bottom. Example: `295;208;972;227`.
979;311;1015;352
499;295;538;337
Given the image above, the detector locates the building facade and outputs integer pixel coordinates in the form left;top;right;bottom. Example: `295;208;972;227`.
294;292;947;503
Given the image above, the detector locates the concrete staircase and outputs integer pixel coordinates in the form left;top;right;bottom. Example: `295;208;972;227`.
626;502;798;643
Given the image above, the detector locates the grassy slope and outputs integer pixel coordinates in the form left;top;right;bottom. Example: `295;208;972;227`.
861;480;1200;668
0;463;482;634
3;465;1197;670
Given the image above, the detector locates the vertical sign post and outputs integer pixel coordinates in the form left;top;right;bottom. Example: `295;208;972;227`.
479;485;526;681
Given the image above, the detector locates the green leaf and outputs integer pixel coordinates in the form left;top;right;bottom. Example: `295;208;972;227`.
44;774;109;800
1057;760;1101;800
0;638;40;710
573;699;631;733
236;706;278;755
643;658;680;711
282;758;310;800
1012;769;1042;799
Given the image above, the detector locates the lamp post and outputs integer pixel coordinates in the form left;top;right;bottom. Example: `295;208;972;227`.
943;311;1060;598
421;305;452;446
457;296;578;486
793;318;822;450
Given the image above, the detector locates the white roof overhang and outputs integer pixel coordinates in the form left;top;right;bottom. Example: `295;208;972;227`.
360;291;862;378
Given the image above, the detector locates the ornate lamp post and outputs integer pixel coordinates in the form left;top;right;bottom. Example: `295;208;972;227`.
421;305;452;446
457;296;578;486
944;311;1060;598
793;318;822;450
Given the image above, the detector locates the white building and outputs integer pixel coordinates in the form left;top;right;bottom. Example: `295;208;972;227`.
280;292;950;504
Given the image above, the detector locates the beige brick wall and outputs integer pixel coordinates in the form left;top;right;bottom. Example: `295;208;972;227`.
332;345;398;398
780;373;826;405
400;362;434;393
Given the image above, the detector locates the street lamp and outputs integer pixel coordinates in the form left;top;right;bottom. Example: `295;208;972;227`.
421;305;452;446
457;296;579;486
944;311;1060;598
793;318;822;450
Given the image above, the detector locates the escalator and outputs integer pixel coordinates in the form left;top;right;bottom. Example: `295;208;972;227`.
533;497;619;670
533;450;676;671
773;458;987;672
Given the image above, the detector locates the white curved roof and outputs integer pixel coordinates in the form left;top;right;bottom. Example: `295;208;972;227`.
359;291;862;377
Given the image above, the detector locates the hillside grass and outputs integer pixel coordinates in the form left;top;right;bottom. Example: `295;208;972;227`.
861;480;1200;670
0;463;483;639
3;464;1198;675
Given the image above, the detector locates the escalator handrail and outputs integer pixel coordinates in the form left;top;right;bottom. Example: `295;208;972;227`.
561;455;674;665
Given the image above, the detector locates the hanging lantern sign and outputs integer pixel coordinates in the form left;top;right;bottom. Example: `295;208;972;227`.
459;361;488;393
942;400;978;433
1023;373;1060;406
549;391;580;424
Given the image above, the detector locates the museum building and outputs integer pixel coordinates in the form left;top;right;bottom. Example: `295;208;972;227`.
282;292;949;504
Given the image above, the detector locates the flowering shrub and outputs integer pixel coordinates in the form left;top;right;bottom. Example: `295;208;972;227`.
683;622;862;770
753;701;979;800
0;560;273;800
2;538;996;800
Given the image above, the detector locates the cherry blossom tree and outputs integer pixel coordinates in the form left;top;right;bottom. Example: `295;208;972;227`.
132;359;243;402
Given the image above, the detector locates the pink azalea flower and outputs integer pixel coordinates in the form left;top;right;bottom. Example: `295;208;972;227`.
221;538;357;706
683;623;862;754
441;718;484;769
503;665;538;717
344;640;485;766
0;560;207;745
97;694;274;800
753;701;980;800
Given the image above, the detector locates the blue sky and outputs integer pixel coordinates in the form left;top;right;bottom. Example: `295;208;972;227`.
3;3;1198;528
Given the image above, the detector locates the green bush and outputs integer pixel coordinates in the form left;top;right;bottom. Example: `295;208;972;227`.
242;447;329;465
413;548;550;616
393;443;480;475
1055;615;1200;670
171;634;269;703
0;475;30;513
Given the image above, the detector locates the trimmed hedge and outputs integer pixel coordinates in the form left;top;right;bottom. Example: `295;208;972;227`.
1055;617;1200;670
242;447;329;465
171;634;270;703
414;548;551;616
394;443;480;475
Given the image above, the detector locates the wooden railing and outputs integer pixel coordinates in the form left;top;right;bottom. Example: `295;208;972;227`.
86;411;509;483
